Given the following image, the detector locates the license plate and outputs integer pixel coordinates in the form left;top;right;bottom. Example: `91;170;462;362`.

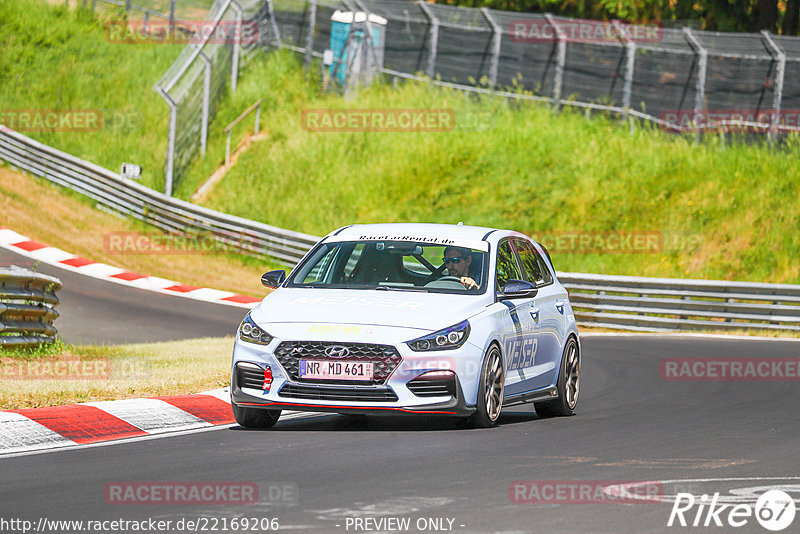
299;360;373;381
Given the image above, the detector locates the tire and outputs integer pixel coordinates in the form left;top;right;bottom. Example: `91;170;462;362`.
465;344;504;428
232;403;281;429
534;336;579;417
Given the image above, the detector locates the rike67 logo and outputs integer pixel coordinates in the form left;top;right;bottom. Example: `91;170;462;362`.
668;490;796;531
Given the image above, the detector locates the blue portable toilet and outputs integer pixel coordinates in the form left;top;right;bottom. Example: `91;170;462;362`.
329;10;387;87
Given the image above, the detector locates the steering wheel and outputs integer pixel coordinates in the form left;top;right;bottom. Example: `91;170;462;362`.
437;276;462;282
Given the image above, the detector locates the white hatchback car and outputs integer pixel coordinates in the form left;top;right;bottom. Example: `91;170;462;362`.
231;223;580;428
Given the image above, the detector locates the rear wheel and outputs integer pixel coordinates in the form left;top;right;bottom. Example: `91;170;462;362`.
534;337;579;417
232;404;281;429
465;344;504;428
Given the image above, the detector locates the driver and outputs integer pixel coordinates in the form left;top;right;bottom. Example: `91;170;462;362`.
442;246;478;289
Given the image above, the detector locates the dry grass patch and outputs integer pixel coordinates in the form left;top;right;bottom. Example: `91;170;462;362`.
0;336;235;409
0;166;280;297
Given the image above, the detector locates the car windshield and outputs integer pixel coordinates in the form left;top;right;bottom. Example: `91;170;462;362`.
287;240;489;294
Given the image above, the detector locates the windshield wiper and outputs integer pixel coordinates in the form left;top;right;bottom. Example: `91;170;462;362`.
375;286;427;292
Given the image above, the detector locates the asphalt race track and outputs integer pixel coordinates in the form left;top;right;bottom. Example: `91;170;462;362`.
0;248;248;344
2;248;800;533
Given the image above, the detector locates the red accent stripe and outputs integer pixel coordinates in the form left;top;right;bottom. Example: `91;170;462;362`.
60;256;95;267
221;294;261;304
237;401;457;415
110;271;146;281
164;284;201;293
13;240;47;252
156;395;234;424
11;405;147;444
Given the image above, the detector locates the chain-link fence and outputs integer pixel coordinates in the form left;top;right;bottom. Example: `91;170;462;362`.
270;0;800;139
84;0;800;195
154;0;278;196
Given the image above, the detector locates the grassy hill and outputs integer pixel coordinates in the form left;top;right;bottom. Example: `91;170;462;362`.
0;0;182;191
2;1;798;284
184;51;800;284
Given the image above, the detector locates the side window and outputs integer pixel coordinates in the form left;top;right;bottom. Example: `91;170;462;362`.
515;240;545;286
301;246;338;283
536;250;554;285
496;240;521;291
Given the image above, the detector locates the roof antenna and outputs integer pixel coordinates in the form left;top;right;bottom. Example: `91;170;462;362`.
457;221;464;226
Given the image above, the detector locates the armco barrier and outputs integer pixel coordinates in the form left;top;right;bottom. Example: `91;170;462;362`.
560;272;800;332
0;128;318;265
0;266;62;348
1;127;799;333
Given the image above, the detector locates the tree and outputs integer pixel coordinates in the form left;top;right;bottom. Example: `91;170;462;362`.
784;0;800;35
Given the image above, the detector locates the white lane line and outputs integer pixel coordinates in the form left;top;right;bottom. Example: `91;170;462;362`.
0;412;77;454
25;246;75;263
83;398;210;434
0;411;328;460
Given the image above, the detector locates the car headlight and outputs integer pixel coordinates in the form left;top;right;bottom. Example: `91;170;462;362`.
239;313;273;345
406;320;470;351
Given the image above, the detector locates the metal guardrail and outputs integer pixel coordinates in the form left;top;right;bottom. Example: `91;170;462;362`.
0;127;319;265
0;267;62;348
559;272;800;332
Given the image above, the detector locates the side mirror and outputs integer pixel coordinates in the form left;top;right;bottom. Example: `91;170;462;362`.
261;270;286;288
497;279;538;301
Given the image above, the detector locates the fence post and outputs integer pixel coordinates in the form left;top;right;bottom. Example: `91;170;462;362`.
544;13;566;110
199;49;212;156
761;30;786;142
304;0;317;69
683;28;707;137
230;0;243;94
266;0;282;46
613;20;636;121
125;0;131;13
169;0;176;36
159;90;178;197
417;1;439;80
481;8;502;89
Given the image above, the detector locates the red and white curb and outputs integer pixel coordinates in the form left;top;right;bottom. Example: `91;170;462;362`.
0;388;317;456
0;227;262;309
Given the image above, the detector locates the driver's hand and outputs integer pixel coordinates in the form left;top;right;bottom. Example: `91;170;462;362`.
460;276;478;289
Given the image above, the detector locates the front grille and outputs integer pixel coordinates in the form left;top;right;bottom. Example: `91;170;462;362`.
279;384;398;402
236;364;264;390
274;341;402;385
407;375;457;398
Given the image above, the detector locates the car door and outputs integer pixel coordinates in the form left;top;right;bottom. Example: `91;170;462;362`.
494;239;540;398
515;238;567;390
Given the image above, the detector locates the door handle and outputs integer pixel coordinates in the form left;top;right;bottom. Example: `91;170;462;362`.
529;308;540;322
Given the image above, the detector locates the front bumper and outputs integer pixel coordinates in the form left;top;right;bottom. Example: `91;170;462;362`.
231;378;473;417
230;329;483;417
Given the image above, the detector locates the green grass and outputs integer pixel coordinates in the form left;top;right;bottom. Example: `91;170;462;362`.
3;2;799;284
176;50;800;284
0;0;184;192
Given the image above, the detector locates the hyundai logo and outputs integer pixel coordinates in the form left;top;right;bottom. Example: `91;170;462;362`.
324;345;350;359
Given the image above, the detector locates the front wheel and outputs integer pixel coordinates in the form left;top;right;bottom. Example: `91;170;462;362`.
465;344;504;428
534;337;579;417
232;404;281;429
